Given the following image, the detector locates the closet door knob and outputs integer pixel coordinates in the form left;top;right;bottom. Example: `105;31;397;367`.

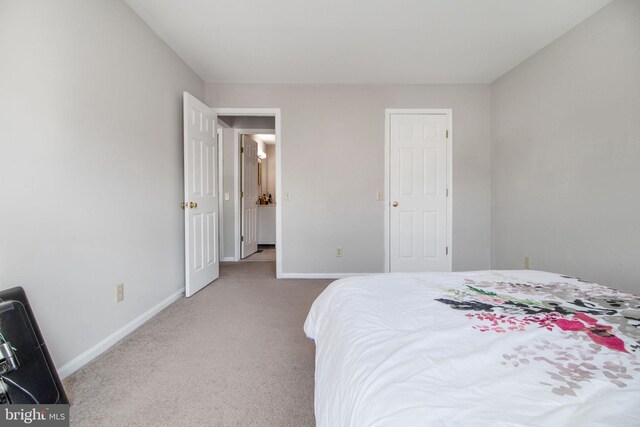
392;201;399;207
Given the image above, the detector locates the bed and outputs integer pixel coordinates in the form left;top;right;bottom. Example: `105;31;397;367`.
304;270;640;426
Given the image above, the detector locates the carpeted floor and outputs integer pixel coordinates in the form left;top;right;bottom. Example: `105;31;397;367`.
64;261;330;426
243;246;276;262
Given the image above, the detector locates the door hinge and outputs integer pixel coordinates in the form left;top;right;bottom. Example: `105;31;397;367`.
241;147;244;154
241;236;244;242
446;189;449;197
445;130;449;139
446;246;449;255
241;191;244;197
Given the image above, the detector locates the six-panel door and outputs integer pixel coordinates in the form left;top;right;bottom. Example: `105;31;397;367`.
389;114;449;272
184;92;219;297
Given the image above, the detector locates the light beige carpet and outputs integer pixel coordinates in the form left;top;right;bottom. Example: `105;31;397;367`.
64;261;330;426
243;248;276;262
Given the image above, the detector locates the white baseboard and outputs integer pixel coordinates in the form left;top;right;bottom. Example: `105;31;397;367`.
278;273;371;279
220;257;236;262
57;289;183;379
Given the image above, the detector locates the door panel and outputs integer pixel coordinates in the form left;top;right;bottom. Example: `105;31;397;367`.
423;149;438;195
399;149;414;195
390;113;449;272
206;212;216;264
398;211;414;258
184;92;219;297
241;136;259;258
205;143;216;196
192;213;203;270
423;211;438;258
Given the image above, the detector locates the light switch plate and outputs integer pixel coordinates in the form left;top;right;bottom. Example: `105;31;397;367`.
116;283;124;303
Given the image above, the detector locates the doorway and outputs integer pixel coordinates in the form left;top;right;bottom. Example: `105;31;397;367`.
384;109;453;273
215;109;282;277
237;131;276;260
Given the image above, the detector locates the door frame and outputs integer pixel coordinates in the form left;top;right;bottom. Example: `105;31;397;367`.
215;108;282;277
384;108;453;273
217;127;224;264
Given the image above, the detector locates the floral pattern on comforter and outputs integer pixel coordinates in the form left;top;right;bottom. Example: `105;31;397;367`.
434;274;640;396
305;270;640;426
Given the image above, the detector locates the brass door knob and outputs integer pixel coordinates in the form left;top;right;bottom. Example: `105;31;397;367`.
181;201;186;209
392;201;399;207
189;201;198;209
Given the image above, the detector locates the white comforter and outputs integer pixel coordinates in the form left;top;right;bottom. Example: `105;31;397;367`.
304;270;640;427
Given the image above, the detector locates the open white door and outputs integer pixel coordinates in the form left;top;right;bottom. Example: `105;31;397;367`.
241;135;258;258
388;112;451;272
184;92;219;297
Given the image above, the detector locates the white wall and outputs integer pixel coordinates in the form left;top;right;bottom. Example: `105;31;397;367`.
220;126;237;260
491;0;640;293
206;84;492;274
0;0;204;371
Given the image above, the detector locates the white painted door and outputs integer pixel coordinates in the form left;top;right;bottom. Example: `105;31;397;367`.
389;113;450;272
183;92;219;297
241;135;258;258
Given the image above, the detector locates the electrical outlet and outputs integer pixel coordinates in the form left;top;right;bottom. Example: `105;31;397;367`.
284;191;291;201
116;283;124;303
524;257;531;270
376;190;384;201
336;247;343;257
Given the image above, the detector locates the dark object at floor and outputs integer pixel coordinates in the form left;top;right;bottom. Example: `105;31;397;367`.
0;286;68;404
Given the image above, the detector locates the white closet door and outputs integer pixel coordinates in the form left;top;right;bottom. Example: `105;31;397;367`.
389;113;450;272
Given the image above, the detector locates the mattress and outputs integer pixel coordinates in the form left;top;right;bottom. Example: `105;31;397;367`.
304;270;640;426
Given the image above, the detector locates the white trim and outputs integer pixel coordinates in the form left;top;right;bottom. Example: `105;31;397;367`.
220;256;236;262
57;290;183;379
215;108;278;117
384;108;454;273
233;130;240;261
274;113;282;279
279;273;371;279
213;108;282;278
234;128;275;261
384;111;390;273
217;127;224;262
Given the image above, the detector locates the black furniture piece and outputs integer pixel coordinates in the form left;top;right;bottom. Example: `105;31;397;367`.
0;286;68;404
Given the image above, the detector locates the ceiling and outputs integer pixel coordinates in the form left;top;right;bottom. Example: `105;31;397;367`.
124;0;611;84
